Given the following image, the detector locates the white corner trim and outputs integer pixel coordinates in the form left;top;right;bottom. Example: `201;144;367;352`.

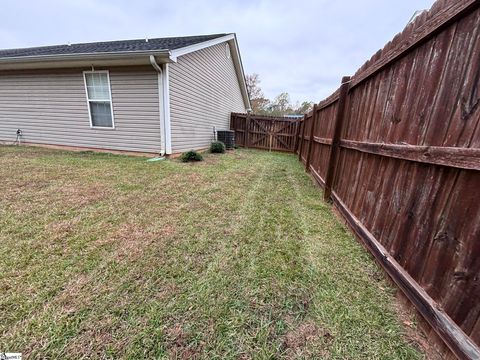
169;34;235;61
150;55;172;155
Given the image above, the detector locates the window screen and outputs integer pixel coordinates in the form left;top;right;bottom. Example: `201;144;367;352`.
84;72;114;128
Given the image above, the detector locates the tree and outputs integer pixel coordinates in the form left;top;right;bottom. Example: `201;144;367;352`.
268;92;294;116
245;73;314;116
245;73;262;100
273;92;292;113
245;73;269;113
295;101;314;114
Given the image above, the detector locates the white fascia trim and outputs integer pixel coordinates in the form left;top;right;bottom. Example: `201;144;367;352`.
169;34;251;111
229;34;252;111
169;34;235;61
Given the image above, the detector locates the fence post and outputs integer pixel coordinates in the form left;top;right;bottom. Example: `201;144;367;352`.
324;76;351;202
293;119;301;153
298;115;306;161
245;112;251;148
305;104;317;172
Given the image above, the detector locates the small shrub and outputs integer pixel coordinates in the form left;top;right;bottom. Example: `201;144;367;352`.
210;141;226;154
180;150;203;162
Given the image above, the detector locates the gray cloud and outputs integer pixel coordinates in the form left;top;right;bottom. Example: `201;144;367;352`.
0;0;435;103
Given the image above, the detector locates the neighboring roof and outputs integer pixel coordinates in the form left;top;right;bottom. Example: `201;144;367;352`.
284;115;304;119
0;34;227;59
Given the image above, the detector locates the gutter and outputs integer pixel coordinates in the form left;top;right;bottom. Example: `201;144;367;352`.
150;55;172;156
0;49;172;64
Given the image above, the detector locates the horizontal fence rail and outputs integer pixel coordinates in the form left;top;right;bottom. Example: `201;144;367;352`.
230;113;301;153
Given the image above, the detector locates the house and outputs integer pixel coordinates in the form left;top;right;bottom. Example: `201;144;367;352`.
0;34;251;155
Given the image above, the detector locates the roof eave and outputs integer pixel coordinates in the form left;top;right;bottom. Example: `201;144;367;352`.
0;50;173;70
229;35;252;111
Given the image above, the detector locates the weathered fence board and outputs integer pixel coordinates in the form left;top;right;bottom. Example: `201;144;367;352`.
294;0;480;358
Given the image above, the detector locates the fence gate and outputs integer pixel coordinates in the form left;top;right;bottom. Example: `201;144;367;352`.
230;113;301;152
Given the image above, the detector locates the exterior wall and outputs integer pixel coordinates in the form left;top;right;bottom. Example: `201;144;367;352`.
169;42;247;153
0;66;161;153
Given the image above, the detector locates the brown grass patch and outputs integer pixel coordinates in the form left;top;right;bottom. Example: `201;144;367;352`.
201;155;221;165
0;179;50;202
4;182;110;216
58;184;110;209
46;216;81;240
112;223;154;260
95;222;177;262
56;273;94;314
95;223;153;261
281;321;332;358
165;323;203;360
63;316;116;358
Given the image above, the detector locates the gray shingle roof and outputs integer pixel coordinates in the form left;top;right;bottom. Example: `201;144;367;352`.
0;34;228;59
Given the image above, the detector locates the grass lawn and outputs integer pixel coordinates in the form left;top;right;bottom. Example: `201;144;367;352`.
0;146;423;359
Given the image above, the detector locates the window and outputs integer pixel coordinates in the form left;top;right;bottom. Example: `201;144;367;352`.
83;71;115;128
225;43;231;59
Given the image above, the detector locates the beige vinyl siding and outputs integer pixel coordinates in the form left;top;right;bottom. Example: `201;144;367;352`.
169;42;246;153
0;66;161;153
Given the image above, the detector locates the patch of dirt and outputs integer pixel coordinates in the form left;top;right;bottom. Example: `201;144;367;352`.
281;321;333;358
165;323;203;360
282;322;320;349
392;290;444;360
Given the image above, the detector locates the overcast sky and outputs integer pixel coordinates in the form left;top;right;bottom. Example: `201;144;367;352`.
1;0;435;104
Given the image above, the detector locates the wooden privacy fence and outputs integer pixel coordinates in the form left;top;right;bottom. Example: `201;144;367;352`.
230;113;300;152
295;1;480;359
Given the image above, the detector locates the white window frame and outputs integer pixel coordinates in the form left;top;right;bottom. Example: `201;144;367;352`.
225;43;231;59
83;70;115;129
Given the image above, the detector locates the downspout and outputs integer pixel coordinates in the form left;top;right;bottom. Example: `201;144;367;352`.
149;55;172;156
